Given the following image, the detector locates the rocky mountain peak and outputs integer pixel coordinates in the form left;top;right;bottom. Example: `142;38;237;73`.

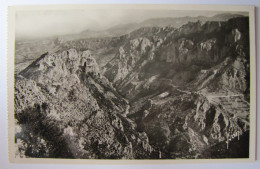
22;49;100;81
15;45;157;158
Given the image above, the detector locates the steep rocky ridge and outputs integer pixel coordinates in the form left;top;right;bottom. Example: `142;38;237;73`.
75;13;246;39
103;17;249;100
15;49;156;158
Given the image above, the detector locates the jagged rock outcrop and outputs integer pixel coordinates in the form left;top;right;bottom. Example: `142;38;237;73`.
178;21;202;34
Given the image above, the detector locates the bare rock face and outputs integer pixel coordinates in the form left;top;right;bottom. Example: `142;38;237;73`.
221;57;247;93
200;38;216;52
81;50;100;74
104;37;154;83
178;21;202;34
193;95;248;143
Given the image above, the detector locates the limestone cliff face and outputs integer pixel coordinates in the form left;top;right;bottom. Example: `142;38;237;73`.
15;49;156;159
104;37;155;83
192;95;249;142
221;57;248;93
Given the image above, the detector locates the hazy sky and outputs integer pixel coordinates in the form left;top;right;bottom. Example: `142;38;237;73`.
15;9;247;39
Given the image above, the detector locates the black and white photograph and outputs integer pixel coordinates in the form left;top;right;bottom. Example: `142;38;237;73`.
8;4;256;162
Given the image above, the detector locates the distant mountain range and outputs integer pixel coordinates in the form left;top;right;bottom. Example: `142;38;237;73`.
60;13;246;41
